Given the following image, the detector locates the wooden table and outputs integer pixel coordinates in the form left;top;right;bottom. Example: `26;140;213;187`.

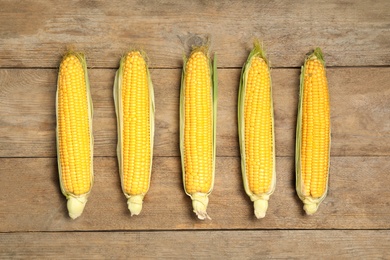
1;1;389;258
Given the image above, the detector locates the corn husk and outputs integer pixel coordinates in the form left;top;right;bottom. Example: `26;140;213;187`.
113;51;155;216
56;52;94;219
237;42;276;218
295;47;331;215
179;46;217;220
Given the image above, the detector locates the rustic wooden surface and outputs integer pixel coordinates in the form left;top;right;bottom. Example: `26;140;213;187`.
1;0;389;258
1;231;390;258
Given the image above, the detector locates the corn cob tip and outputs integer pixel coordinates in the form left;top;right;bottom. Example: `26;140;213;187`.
67;196;88;219
251;40;267;61
190;193;211;220
253;199;269;219
303;198;320;215
312;47;324;60
127;195;145;216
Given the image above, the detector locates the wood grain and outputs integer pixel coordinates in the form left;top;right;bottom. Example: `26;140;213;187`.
1;1;389;257
1;68;389;157
0;0;389;68
1;230;389;259
1;156;389;232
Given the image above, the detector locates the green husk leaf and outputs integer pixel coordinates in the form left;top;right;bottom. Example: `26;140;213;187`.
237;42;276;218
212;52;218;191
179;46;217;220
113;51;155;216
295;47;330;215
56;52;94;219
179;56;186;185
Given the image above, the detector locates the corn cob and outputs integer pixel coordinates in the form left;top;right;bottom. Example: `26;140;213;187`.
238;43;275;218
113;51;155;216
296;48;331;215
56;52;94;219
180;46;217;220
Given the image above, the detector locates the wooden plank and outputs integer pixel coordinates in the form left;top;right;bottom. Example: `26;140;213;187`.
0;0;389;68
1;156;389;232
1;230;389;258
1;68;389;157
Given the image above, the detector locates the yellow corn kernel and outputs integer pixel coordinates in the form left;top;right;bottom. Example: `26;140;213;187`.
238;43;275;218
114;51;155;216
56;52;94;219
296;48;330;215
184;51;213;193
180;46;217;220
